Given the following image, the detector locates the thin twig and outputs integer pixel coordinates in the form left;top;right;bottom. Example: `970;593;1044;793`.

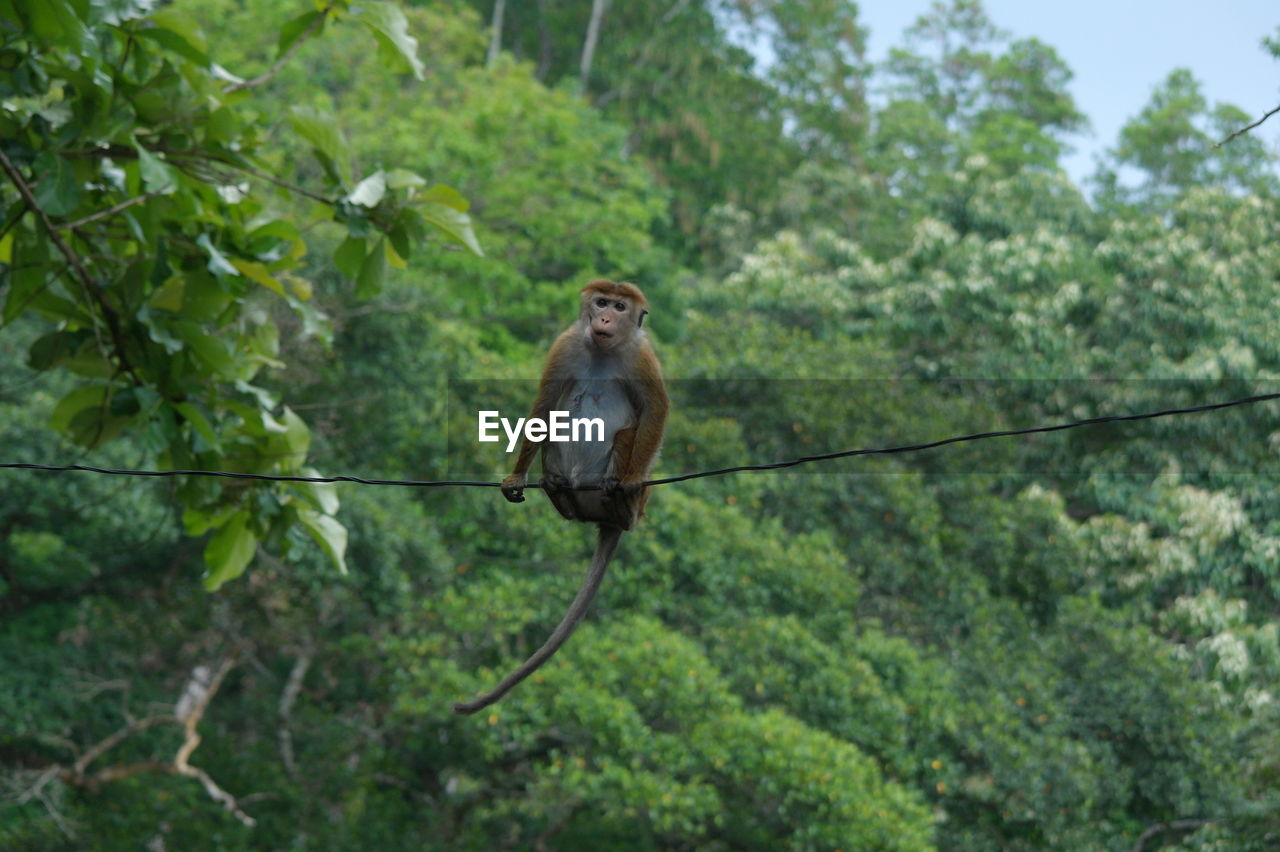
1216;101;1280;148
59;193;160;230
167;151;334;205
225;159;333;204
15;766;61;806
17;768;76;839
223;7;330;94
72;715;178;775
61;143;335;206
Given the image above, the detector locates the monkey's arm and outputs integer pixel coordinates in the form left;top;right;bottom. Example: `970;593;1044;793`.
618;351;669;484
502;337;574;502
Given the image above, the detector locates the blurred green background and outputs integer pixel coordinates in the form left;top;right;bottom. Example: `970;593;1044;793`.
2;1;1279;848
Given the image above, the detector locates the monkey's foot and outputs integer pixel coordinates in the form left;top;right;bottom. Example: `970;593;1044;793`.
601;479;642;530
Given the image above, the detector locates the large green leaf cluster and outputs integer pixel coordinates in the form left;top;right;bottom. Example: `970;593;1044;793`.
0;0;484;588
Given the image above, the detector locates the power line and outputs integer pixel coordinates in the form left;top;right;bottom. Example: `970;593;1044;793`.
645;391;1280;486
2;391;1277;490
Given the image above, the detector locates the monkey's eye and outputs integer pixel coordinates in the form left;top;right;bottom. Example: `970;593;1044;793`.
615;301;626;311
595;298;608;308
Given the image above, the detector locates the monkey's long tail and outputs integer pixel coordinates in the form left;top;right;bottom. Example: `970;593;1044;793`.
453;524;623;715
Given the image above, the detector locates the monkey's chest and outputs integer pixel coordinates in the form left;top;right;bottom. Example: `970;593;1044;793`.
543;379;635;484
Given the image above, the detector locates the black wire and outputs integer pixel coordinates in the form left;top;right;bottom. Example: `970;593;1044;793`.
2;391;1277;490
0;464;493;488
645;391;1280;486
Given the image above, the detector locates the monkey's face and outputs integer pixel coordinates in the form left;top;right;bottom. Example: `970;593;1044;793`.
584;294;637;351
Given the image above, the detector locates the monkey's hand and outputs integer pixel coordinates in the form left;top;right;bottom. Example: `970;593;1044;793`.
500;473;527;503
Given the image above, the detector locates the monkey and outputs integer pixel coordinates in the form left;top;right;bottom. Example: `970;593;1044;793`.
453;279;669;715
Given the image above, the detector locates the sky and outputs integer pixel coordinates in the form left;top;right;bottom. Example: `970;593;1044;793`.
855;0;1280;186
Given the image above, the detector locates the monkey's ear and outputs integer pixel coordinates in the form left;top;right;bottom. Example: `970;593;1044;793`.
638;309;648;328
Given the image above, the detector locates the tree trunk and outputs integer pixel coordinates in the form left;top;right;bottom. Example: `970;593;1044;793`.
579;0;611;95
535;0;552;80
486;0;505;69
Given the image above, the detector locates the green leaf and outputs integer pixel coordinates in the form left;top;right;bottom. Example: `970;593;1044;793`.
245;322;282;368
333;235;366;279
419;201;483;256
384;237;406;269
133;142;177;194
174;401;221;450
27;331;77;370
203;509;256;591
29;0;89;43
94;0;159;27
247;219;306;263
297;469;339;514
278;406;310;456
49;384;134;447
387;222;411;262
143;6;210;65
28;331;111;379
182;501;240;537
231;258;285;295
276;9;323;58
196;232;239;278
287;105;349;180
347;170;386;207
64;338;112;378
385;168;427;191
234;380;277;411
420;183;470;211
353;1;424;80
201;106;240;144
174;321;237;375
49;385;106;434
137;305;183;353
32;151;80;217
356;236;387;298
149;275;184;311
180;271;234;321
298;508;348;575
109;386;141;416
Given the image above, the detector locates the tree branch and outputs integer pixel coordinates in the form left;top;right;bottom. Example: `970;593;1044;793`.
30;649;258;830
579;0;611;94
486;0;506;69
0;147;139;381
277;645;314;782
1216;101;1280;148
15;767;75;838
223;8;331;94
72;715;178;776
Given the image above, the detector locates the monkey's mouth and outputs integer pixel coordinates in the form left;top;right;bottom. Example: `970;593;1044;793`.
593;330;614;342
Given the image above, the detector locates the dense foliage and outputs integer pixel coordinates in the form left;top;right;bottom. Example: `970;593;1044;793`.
3;1;1279;848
